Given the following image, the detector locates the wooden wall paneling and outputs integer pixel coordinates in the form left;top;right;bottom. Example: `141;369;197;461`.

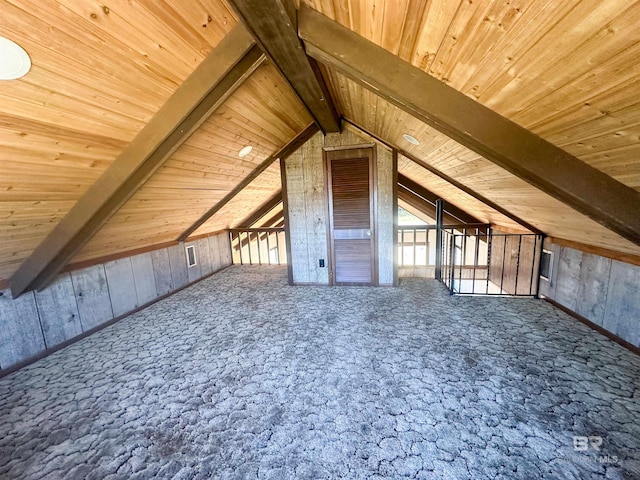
575;253;612;326
34;273;82;349
196;238;214;276
167;244;189;290
105;258;139;317
151;248;174;296
325;126;395;285
602;260;640;347
280;157;294;283
538;239;561;300
284;151;310;283
185;242;203;283
0;290;45;369
517;236;538;295
218;233;233;267
208;235;222;272
301;133;329;284
376;143;394;286
71;265;114;331
554;247;584;312
130;252;158;306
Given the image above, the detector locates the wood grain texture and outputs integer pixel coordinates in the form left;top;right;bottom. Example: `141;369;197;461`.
130;252;158;306
0;290;45;369
575;253;612;326
325;73;640;257
151;249;174;296
301;134;329;284
105;258;139;317
34;273;82;349
74;65;312;262
71;265;114;331
300;6;640;249
196;238;214;277
227;0;341;132
284;145;311;283
603;260;640;347
167;244;189;290
4;0;640;284
8;23;260;296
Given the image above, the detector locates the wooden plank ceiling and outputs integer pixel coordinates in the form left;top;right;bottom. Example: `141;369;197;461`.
304;0;640;255
2;0;640;283
75;63;311;262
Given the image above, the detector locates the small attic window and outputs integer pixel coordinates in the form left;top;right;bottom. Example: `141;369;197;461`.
540;249;553;281
185;245;197;268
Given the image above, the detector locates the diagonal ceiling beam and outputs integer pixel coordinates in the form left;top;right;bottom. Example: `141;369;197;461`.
398;174;482;225
179;123;319;241
237;191;282;228
398;187;457;226
299;5;640;247
344;119;541;234
9;25;263;297
227;0;341;134
260;209;285;228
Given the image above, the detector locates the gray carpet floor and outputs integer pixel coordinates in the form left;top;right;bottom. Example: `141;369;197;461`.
0;265;639;479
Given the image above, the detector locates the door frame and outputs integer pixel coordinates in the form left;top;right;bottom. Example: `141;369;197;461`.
323;144;378;286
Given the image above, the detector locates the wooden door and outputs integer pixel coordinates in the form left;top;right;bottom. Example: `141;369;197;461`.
326;146;376;285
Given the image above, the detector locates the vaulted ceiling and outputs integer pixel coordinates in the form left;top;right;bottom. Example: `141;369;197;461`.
2;0;640;292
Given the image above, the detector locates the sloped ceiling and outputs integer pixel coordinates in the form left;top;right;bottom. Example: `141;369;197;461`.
2;0;640;285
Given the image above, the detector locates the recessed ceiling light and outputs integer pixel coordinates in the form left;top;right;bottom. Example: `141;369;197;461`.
403;134;420;146
0;36;31;80
238;145;253;158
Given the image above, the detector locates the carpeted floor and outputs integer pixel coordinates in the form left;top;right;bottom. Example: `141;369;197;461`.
0;265;639;479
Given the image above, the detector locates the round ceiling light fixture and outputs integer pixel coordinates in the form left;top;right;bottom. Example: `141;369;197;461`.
0;36;31;80
403;133;420;146
238;145;253;158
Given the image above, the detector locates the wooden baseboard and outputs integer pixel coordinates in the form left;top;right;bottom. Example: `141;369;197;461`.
542;296;639;356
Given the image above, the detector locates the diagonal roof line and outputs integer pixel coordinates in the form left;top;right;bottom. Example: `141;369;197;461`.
342;118;541;234
300;5;640;245
179;123;319;241
237;191;283;228
398;174;482;225
227;0;341;133
9;25;263;297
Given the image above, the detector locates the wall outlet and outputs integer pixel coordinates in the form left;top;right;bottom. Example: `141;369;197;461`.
319;259;325;268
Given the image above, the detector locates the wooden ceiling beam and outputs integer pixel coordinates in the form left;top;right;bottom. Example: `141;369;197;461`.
9;25;263;297
237;191;283;228
398;186;457;226
398;174;482;225
260;209;285;228
227;0;341;134
179;123;319;241
299;5;640;246
344;119;541;234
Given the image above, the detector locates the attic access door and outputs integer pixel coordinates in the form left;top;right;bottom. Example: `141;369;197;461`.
325;146;377;286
